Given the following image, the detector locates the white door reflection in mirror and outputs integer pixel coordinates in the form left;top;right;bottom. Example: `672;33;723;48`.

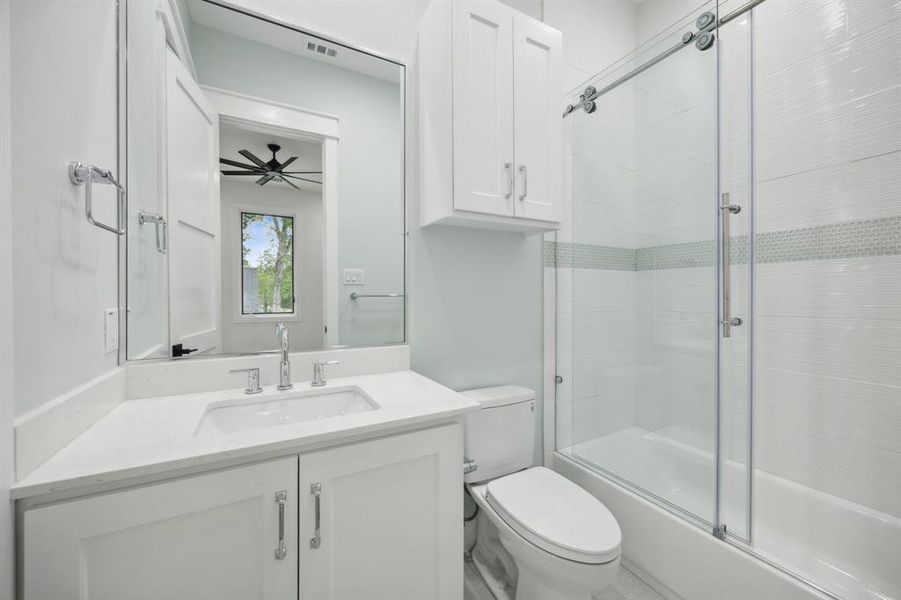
165;48;221;357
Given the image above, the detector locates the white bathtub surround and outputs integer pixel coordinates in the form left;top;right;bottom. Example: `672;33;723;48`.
562;427;900;600
554;454;833;600
13;368;125;480
12;368;476;500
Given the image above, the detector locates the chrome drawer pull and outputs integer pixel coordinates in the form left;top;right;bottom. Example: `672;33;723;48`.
310;483;322;549
518;164;528;201
504;162;513;199
275;489;287;560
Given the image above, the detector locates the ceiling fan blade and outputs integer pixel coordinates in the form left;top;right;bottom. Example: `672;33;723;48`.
221;170;266;175
275;156;298;172
220;157;266;171
281;171;323;175
283;174;322;185
281;177;302;191
256;174;275;185
239;150;269;168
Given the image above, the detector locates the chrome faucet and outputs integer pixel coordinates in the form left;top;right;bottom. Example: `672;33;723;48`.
276;321;292;390
312;360;339;387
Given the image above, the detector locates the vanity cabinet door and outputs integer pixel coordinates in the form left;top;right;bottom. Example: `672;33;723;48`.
299;424;463;600
23;457;298;600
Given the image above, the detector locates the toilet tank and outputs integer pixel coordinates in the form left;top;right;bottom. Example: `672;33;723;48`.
461;386;536;484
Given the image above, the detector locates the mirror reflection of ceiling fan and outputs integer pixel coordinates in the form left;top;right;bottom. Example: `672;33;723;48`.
220;144;322;189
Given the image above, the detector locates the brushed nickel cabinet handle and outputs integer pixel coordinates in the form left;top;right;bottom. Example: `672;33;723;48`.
275;489;287;560
504;162;513;199
310;483;322;549
518;164;528;201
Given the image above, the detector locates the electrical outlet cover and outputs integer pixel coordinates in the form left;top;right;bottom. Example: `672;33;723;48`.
342;269;365;285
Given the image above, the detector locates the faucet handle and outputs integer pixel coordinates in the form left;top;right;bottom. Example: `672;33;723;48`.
311;361;339;387
230;367;263;395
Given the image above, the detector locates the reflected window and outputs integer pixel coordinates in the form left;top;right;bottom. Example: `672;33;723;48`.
241;212;295;315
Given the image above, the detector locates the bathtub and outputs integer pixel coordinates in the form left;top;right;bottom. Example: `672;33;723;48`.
560;427;900;600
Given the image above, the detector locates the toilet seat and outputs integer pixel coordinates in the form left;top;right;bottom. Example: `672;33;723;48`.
485;467;621;564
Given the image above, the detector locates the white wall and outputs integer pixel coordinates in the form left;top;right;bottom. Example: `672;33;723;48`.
220;181;324;353
637;0;709;46
190;24;405;348
544;0;638;93
10;1;120;419
0;2;14;596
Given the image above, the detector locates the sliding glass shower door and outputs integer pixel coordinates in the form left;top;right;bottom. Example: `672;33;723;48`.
556;1;900;598
558;1;726;526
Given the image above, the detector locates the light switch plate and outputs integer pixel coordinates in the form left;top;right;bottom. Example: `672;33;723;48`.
104;308;119;354
343;269;365;285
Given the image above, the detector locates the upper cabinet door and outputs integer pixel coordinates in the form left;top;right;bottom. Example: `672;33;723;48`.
452;1;515;216
165;48;222;356
23;457;298;600
512;16;562;223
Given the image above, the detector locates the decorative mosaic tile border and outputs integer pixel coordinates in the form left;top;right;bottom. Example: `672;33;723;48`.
547;216;901;270
543;240;635;270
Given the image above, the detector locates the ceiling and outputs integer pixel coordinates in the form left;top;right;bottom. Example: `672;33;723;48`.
187;0;403;84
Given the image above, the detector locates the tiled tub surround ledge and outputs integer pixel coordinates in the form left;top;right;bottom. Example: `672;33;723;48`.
546;215;901;270
11;369;477;500
13;345;413;482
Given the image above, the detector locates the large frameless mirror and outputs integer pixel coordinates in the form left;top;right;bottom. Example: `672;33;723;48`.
123;0;405;360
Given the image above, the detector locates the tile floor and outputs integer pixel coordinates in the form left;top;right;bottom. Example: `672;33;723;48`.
464;561;667;600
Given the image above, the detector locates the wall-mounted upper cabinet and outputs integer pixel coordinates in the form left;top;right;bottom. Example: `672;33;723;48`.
419;0;562;233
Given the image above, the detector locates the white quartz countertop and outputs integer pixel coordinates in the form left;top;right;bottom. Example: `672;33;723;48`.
12;370;478;499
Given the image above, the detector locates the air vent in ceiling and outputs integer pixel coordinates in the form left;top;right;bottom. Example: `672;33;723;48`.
306;41;338;58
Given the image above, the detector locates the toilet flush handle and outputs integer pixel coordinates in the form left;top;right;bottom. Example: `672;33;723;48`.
463;459;478;474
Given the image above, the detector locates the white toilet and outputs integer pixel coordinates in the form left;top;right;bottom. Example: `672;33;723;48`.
462;386;622;600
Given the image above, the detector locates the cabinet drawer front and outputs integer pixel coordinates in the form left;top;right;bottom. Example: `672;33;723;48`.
300;424;463;600
23;457;298;600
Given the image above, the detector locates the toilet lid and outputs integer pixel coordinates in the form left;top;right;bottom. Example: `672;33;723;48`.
486;467;621;564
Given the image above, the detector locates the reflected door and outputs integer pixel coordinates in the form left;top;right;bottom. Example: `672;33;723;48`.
165;47;221;356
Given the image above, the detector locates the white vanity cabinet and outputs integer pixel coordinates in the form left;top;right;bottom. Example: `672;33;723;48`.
22;456;299;600
21;424;462;600
419;0;562;233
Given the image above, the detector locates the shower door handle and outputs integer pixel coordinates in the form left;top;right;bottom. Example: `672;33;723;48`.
720;193;743;338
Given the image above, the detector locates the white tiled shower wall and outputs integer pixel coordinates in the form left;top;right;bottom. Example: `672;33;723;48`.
552;0;901;518
751;0;901;517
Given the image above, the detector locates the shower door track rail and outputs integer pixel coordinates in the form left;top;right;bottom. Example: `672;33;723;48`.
562;0;769;118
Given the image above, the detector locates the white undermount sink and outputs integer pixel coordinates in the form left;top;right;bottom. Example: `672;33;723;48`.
195;385;379;437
